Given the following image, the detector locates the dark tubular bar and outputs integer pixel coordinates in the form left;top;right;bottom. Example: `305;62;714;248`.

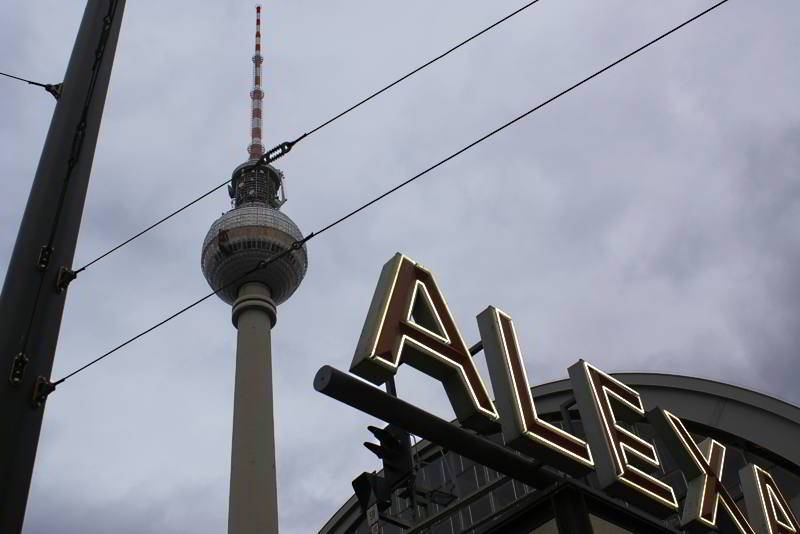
0;2;126;531
314;365;561;489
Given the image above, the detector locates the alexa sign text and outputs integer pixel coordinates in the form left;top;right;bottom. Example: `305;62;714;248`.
350;253;800;534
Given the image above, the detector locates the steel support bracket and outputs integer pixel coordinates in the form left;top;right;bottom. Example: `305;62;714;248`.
55;267;77;294
37;245;54;271
9;352;29;386
366;503;379;529
560;396;577;435
31;376;56;409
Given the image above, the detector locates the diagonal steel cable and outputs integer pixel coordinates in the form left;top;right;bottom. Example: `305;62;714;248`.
51;0;731;390
0;70;61;99
73;0;545;274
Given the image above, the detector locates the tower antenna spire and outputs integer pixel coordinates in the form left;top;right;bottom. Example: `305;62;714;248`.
248;4;265;161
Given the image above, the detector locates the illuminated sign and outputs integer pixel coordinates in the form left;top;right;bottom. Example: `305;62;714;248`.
351;253;499;433
741;465;800;534
650;409;756;532
478;306;594;477
350;253;800;532
569;360;679;517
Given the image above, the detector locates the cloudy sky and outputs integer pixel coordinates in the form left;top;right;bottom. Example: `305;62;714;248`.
1;1;799;532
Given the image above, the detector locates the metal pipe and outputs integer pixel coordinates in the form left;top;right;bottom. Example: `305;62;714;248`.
468;340;483;356
314;365;562;490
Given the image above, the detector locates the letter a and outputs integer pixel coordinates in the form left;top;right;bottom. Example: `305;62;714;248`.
740;464;800;534
351;253;499;433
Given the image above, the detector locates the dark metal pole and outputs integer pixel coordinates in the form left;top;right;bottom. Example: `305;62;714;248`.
314;365;562;490
383;375;420;522
0;1;126;531
551;485;593;533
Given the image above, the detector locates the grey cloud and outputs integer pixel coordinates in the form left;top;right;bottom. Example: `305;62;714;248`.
1;1;798;533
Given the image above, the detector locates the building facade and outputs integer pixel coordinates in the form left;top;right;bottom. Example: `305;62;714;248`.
320;372;800;533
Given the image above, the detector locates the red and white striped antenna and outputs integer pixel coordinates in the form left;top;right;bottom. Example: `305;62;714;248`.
248;4;265;161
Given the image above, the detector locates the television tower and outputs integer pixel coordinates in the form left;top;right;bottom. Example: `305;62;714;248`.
200;5;308;533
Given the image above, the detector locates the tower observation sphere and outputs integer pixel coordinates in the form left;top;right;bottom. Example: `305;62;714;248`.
200;1;307;307
201;161;308;306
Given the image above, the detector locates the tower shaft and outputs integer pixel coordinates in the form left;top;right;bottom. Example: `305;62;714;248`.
229;282;279;534
248;5;265;161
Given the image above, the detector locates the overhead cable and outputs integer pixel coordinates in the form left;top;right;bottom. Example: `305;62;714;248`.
50;0;731;391
0;70;62;99
53;243;307;386
72;0;545;275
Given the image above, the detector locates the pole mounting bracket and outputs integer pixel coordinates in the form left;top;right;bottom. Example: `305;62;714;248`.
55;267;77;294
37;245;54;271
32;376;56;408
9;352;29;386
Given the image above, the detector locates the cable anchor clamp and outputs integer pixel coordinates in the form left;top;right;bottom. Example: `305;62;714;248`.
44;83;62;100
9;352;29;386
32;376;56;409
263;140;295;165
55;267;78;294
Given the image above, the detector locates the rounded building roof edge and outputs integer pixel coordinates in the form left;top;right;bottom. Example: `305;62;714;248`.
532;371;800;467
534;371;800;425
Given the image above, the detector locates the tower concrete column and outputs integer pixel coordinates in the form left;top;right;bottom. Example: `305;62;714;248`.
229;282;279;534
202;8;308;533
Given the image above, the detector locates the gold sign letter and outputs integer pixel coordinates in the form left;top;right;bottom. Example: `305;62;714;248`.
740;464;799;534
478;306;594;476
649;409;756;533
568;360;679;516
351;253;499;433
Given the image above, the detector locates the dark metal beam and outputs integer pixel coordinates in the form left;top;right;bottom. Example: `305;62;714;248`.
469;340;483;356
314;365;561;489
0;2;126;531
